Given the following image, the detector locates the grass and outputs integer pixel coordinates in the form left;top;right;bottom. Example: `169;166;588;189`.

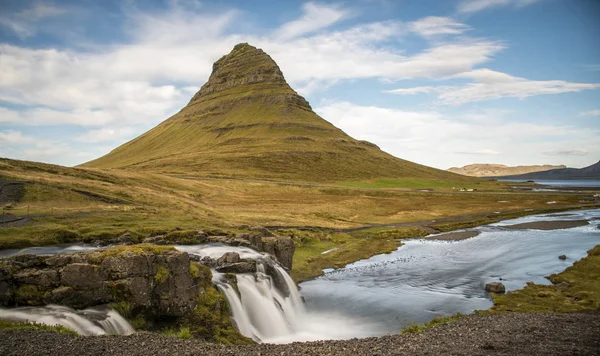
401;313;463;334
487;245;600;313
337;178;471;189
99;244;176;259
289;228;407;282
0;319;78;336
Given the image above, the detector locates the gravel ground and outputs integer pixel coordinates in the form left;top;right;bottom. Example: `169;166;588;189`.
1;312;598;355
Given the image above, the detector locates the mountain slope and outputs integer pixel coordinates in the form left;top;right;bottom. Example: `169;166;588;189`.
501;160;600;180
448;164;566;177
84;43;465;183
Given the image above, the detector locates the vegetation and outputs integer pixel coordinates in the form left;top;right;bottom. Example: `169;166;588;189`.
487;245;600;313
289;228;414;281
155;265;170;284
99;245;176;259
0;319;78;336
401;313;463;334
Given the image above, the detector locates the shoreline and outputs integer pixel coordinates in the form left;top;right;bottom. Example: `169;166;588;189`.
1;312;598;355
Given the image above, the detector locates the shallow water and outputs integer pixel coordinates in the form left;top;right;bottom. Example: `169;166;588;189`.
298;209;600;338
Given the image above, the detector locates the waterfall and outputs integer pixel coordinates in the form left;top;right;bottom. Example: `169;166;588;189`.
213;261;306;343
176;243;368;344
0;304;135;336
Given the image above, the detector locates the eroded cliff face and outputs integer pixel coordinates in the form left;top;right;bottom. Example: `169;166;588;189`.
0;246;199;317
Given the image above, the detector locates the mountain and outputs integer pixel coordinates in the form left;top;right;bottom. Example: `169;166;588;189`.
500;160;600;180
84;43;464;183
448;164;566;177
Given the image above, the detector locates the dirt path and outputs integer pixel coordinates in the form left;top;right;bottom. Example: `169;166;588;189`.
1;312;598;355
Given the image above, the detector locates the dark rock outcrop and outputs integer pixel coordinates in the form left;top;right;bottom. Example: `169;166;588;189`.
485;282;506;294
0;247;201;317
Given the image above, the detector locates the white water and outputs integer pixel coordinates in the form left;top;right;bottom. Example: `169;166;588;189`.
178;244;367;343
0;305;135;336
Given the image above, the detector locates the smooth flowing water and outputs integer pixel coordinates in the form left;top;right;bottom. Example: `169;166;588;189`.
0;305;135;336
299;209;600;338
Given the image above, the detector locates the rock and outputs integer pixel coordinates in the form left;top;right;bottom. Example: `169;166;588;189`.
61;263;104;289
248;235;295;269
558;255;567;260
0;248;201;318
198;256;217;268
485;282;506;294
216;262;256;274
526;281;534;286
555;281;570;291
142;236;169;245
217;252;241;265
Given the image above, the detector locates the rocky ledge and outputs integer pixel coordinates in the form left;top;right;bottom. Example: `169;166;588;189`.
97;228;295;270
0;245;200;317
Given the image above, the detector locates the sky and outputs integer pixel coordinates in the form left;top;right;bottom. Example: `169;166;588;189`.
0;0;599;170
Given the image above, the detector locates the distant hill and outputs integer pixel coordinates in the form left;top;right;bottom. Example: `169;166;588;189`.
83;43;465;183
500;160;600;180
447;164;566;177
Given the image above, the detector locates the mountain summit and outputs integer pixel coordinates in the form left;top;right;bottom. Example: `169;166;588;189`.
84;43;461;182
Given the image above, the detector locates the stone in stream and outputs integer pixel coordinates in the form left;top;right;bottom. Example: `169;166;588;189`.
558;255;567;260
217;252;241;265
485;282;506;294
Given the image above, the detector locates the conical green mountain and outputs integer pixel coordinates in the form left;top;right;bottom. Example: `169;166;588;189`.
84;43;462;182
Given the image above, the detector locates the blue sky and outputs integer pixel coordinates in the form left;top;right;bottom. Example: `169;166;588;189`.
0;0;599;170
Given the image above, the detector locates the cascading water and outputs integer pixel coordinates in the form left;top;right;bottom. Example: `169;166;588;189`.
0;304;135;336
176;244;368;344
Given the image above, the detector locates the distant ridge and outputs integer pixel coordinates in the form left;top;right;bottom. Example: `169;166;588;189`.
83;43;465;183
500;160;600;180
448;164;566;177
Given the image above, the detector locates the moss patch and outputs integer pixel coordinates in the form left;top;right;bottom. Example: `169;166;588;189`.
401;313;463;334
155;265;169;284
99;244;175;259
0;319;78;336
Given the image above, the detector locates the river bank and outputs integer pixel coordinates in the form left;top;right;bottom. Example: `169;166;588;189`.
1;312;598;355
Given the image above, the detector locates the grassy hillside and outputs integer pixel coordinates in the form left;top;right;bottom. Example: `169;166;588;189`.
83;43;466;183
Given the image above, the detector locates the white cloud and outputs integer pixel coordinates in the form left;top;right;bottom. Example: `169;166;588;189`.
75;127;139;143
580;110;600;117
315;101;599;168
457;0;544;14
544;149;589;156
409;16;471;37
456;149;502;155
0;2;66;39
277;2;349;39
0;130;47;146
386;69;600;104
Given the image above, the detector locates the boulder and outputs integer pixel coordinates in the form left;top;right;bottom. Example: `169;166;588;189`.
485;282;506;294
555;281;570;291
217;252;241;265
558;255;567;260
216;261;256;274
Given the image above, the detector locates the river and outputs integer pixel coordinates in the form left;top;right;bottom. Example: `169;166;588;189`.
0;209;598;343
